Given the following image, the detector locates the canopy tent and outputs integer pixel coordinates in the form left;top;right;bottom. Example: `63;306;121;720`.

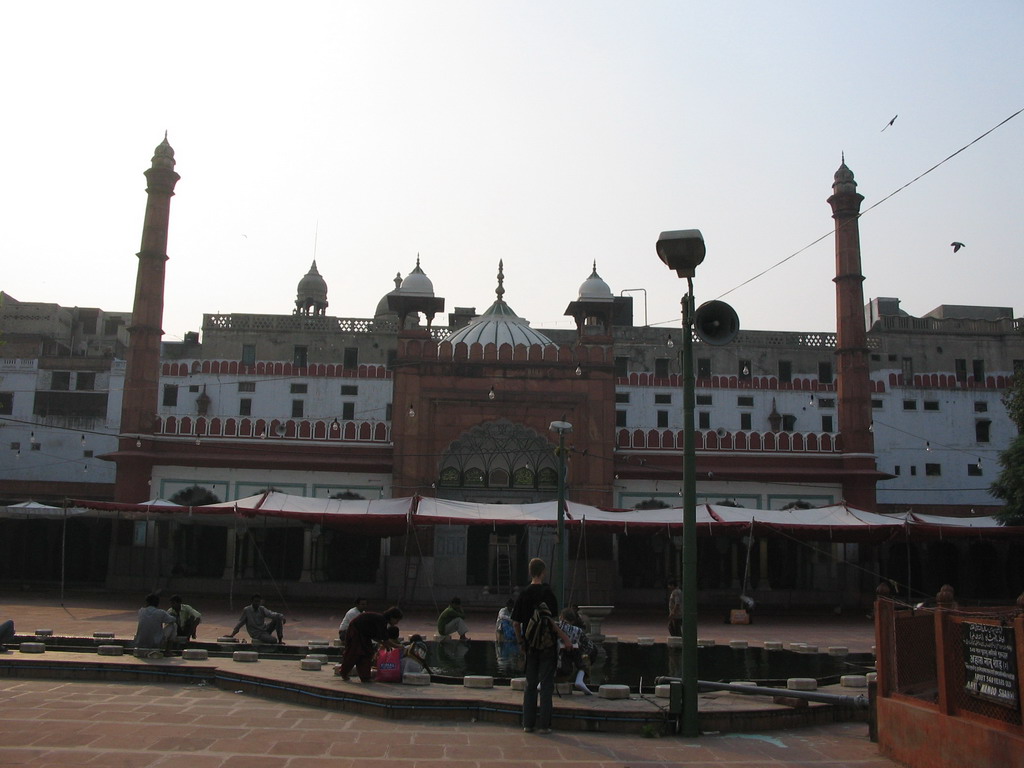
0;500;88;519
904;511;1021;540
196;491;413;535
707;503;906;543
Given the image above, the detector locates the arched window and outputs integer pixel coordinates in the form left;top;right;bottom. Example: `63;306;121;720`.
464;468;485;487
513;467;535;487
489;468;510;487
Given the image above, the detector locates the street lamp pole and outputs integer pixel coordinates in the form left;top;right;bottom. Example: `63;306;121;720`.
680;284;699;738
550;420;573;608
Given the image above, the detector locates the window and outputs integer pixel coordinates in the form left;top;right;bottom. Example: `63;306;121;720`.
955;358;967;383
31;443;41;451
386;403;393;420
872;399;884;409
974;401;988;413
291;400;304;418
910;466;917;476
655;393;672;405
238;382;256;392
9;442;19;450
782;414;796;431
51;371;71;391
615;393;630;404
75;372;96;391
821;415;833;433
341;385;358;396
103;318;121;335
737;396;754;407
293;346;308;368
163;384;178;407
654;358;670;378
740;413;752;430
923;401;939;411
976;420;991;443
189;385;200;393
778;360;792;383
894;466;901;476
818;361;833;384
738;360;751;380
973;359;985;382
344;347;359;370
239;398;252;416
657;411;669;428
290;383;308;394
901;357;914;382
616;410;627;427
0;393;12;415
696;394;712;406
967;463;983;477
870;354;880;362
818;397;835;408
342;402;355;420
614;357;629;377
83;450;93;458
241;344;256;367
925;463;941;477
903;400;917;411
698;412;710;429
696;358;711;379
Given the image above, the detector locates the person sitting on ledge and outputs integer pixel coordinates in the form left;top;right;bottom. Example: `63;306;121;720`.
229;593;286;644
0;618;15;652
168;594;202;643
437;596;469;640
133;594;176;658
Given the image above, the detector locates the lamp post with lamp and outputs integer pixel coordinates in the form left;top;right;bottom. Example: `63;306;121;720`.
549;419;573;608
655;230;738;737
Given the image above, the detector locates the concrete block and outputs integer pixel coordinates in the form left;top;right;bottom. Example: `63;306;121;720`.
182;649;208;660
598;684;630;700
697;638;716;647
728;640;748;649
828;646;849;656
787;642;806;651
764;641;784;650
300;659;322;671
730;681;757;693
510;677;527;691
463;675;494;689
233;650;259;662
866;672;878;683
331;638;342;647
800;645;818;654
305;654;329;663
787;677;818;691
403;672;430;685
20;642;46;654
34;629;53;637
637;636;654;646
841;674;867;688
655;684;672;699
97;645;123;656
218;636;239;643
666;637;682;648
93;632;115;639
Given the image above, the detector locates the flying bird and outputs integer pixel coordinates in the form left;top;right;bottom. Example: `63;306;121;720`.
881;114;898;132
950;241;965;253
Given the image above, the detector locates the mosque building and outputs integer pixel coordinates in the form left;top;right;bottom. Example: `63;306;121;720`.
1;137;1021;608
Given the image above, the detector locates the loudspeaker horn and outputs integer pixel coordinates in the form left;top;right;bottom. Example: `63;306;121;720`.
693;300;739;346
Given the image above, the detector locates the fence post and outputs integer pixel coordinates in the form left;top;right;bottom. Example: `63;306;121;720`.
874;581;893;699
933;584;957;715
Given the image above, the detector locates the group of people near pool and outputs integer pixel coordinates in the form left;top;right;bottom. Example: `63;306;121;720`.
121;556;591;734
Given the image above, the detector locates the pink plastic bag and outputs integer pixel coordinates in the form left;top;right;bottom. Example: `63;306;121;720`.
375;647;401;682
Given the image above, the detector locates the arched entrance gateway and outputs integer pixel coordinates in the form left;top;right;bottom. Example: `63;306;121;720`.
434;419;560;593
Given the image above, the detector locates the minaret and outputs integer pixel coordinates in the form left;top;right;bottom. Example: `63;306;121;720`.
827;159;876;509
116;135;179;501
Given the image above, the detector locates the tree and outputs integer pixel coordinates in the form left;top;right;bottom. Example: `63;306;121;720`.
170;485;220;506
993;371;1024;524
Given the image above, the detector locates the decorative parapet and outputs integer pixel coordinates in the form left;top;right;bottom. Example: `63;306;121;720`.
0;358;40;371
615;428;840;453
202;314;450;340
161;360;392;378
155;416;391;443
871;315;1023;335
886;372;1013;390
399;339;613;364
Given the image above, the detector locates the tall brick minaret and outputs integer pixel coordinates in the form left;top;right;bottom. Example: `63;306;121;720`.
116;135;179;501
828;159;877;510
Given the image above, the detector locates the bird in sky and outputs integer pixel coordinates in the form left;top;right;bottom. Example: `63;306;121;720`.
951;241;965;253
881;114;898;132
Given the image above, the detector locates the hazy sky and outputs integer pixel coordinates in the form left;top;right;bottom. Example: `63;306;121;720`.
2;2;1021;343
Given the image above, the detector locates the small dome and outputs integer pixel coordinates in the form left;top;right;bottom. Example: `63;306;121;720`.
296;261;328;302
443;260;553;347
833;159;857;195
577;261;613;301
400;256;435;297
374;272;404;318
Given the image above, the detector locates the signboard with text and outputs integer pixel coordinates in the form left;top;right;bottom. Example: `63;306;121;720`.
963;622;1019;709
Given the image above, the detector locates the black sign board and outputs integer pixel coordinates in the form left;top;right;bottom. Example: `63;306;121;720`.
963;622;1019;709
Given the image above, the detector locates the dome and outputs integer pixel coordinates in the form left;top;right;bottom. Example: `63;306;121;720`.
443;260;553;348
296;261;328;302
400;256;435;297
374;272;404;318
577;261;613;301
832;158;858;196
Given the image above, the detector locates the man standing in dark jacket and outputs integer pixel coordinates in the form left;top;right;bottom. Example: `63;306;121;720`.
337;606;403;682
512;557;570;734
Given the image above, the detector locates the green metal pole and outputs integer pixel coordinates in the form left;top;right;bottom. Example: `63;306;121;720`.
556;429;567;609
681;286;699;737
